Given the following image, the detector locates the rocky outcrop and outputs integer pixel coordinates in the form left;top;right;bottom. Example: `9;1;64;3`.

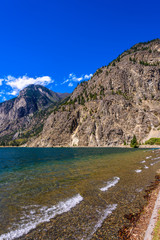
27;39;160;147
1;39;160;147
0;85;69;145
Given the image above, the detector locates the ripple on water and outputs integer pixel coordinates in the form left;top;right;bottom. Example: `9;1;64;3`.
84;204;117;240
0;194;83;240
141;160;146;163
144;165;149;169
99;177;120;192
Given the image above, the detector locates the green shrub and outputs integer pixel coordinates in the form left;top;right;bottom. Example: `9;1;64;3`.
139;60;149;66
9;138;27;146
117;57;120;62
130;135;139;148
93;93;97;100
116;90;122;95
94;68;103;76
81;96;85;105
145;138;160;145
100;86;105;96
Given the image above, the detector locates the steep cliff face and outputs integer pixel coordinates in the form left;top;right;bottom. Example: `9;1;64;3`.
27;39;160;147
0;85;69;145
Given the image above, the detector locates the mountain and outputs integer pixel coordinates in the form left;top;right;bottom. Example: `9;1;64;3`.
25;39;160;147
1;39;160;147
0;85;69;145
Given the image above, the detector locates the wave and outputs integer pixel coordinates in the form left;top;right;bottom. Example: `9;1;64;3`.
0;194;83;240
150;159;160;166
146;156;152;159
135;169;142;173
100;177;120;192
144;165;149;169
85;204;117;240
151;157;160;160
136;188;143;192
141;160;146;163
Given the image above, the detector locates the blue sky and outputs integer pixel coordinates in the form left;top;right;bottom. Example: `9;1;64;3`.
0;0;159;102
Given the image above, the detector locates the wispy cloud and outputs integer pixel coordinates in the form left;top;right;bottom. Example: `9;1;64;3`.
8;90;19;96
84;74;93;79
68;82;73;87
0;79;3;86
62;73;93;85
2;96;6;101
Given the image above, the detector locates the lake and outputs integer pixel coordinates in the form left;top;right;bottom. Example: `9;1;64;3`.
0;147;160;239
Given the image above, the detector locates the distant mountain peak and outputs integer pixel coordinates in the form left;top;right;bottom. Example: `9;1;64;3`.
0;84;69;146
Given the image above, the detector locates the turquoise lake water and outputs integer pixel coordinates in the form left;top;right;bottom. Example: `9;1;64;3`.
0;147;160;239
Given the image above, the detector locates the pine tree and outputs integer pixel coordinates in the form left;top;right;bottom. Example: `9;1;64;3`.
130;135;139;148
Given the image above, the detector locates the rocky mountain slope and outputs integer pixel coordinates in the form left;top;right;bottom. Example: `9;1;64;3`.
25;39;160;147
0;85;69;145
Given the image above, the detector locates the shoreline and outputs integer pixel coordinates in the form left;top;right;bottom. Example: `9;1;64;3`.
118;170;160;239
16;169;160;240
0;145;160;148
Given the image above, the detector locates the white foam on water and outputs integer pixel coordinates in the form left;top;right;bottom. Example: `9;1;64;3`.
0;194;83;240
141;160;146;163
150;160;160;166
135;169;142;173
146;156;152;159
144;165;149;169
85;204;117;240
152;157;160;160
136;188;143;193
99;177;120;192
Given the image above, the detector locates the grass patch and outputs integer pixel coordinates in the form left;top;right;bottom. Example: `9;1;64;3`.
153;210;160;240
145;138;160;145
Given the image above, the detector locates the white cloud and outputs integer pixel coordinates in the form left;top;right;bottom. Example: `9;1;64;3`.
5;75;54;91
62;73;93;85
84;74;93;79
68;82;73;87
9;90;19;96
61;79;69;85
0;79;3;86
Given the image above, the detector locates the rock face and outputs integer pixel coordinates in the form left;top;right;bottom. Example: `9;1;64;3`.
26;39;160;147
0;85;69;145
1;39;160;147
